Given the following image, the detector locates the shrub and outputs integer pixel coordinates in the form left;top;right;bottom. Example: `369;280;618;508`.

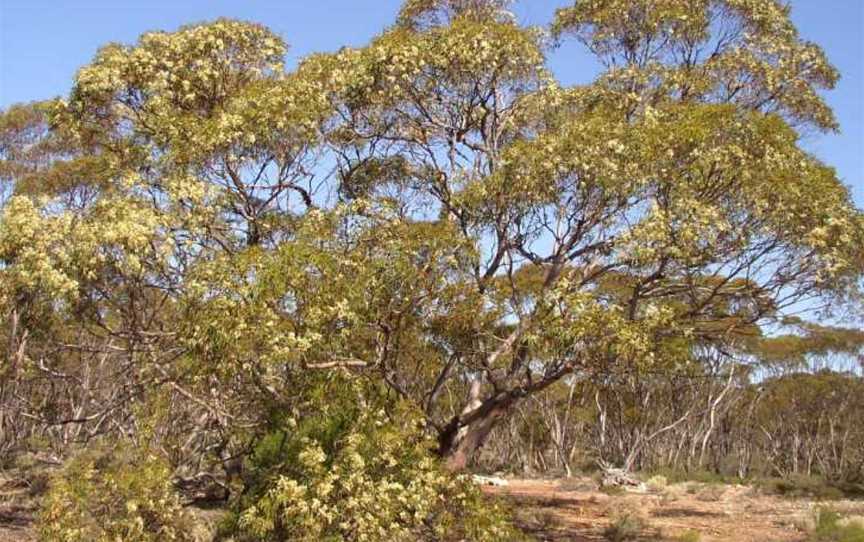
230;403;524;541
646;475;668;492
603;512;645;542
643;467;733;485
36;443;204;542
838;517;864;530
760;475;847;500
808;507;864;542
676;530;702;542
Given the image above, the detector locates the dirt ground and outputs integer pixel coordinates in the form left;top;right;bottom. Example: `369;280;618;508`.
484;478;864;541
3;475;863;541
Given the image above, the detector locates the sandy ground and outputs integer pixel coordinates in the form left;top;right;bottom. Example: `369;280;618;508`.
3;475;863;541
484;478;864;541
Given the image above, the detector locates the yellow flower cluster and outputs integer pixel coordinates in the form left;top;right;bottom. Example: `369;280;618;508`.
37;444;205;542
239;409;519;541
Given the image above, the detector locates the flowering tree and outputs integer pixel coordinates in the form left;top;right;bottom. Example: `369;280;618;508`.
1;0;861;486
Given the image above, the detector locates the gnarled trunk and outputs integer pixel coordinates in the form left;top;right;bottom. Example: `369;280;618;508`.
437;384;517;471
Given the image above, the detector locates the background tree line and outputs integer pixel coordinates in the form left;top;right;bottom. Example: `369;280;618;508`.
478;320;864;487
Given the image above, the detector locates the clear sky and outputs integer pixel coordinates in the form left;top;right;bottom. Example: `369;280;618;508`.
1;0;861;207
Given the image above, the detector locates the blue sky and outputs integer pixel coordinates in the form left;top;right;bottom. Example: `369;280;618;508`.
1;0;861;207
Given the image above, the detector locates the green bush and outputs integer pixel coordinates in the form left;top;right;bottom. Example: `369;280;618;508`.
676;530;702;542
36;443;204;542
603;512;644;542
760;475;847;500
227;401;524;541
645;474;668;491
808;507;864;542
645;467;738;485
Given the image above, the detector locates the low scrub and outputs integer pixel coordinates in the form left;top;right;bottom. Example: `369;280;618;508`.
645;467;740;486
645;474;668;491
759;475;854;500
603;512;645;542
603;505;650;542
36;443;205;542
225;400;524;542
807;507;864;542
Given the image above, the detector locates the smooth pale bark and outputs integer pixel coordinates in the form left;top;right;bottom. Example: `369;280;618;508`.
438;396;513;471
436;363;572;470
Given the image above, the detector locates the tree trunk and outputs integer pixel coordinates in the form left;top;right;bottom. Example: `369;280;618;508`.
437;393;514;471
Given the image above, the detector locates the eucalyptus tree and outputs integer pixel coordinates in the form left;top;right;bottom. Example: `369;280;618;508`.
315;0;864;468
0;0;861;476
0;21;337;465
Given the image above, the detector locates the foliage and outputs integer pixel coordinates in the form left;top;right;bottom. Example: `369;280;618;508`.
676;531;702;542
808;508;864;542
646;474;668;491
603;511;645;541
0;2;862;540
552;0;840;130
228;390;523;541
758;475;860;501
36;443;204;542
644;468;737;486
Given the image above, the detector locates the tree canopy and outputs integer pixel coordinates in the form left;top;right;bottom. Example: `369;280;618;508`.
0;1;862;539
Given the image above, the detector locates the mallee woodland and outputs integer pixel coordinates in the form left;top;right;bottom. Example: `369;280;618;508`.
1;1;863;541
